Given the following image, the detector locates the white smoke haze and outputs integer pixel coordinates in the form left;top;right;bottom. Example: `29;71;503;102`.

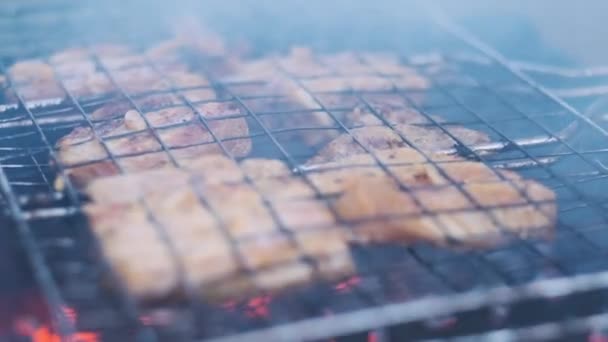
6;1;607;66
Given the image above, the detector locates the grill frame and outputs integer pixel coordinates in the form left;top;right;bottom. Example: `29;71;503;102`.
2;2;608;341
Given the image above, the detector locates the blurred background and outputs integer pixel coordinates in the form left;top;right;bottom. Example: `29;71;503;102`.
439;0;608;65
3;0;608;66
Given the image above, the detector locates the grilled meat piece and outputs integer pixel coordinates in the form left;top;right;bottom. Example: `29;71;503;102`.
230;48;429;87
6;60;66;104
87;89;208;122
5;45;133;103
225;47;430;148
307;124;490;164
335;175;555;247
86;201;180;299
4;36;233;108
56;101;251;187
84;150;555;301
309;148;556;247
84;155;353;301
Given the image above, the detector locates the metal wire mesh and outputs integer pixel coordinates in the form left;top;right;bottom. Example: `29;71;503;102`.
2;2;608;341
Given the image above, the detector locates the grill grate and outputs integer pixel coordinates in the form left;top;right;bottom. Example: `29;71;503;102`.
2;2;608;341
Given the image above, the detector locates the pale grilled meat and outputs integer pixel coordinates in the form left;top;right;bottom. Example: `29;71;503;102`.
51;46;442;186
84;155;353;301
229;48;483;159
56;101;251;188
4;37;233;106
310;148;556;247
306;123;490;164
225;47;430;148
84;151;555;301
6;60;66;104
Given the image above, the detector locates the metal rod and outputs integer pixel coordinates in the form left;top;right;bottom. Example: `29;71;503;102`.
550;86;608;99
204;270;608;342
434;121;576;156
0;114;84;129
490;156;558;169
0;166;75;338
510;61;608;78
21;206;78;220
424;311;608;342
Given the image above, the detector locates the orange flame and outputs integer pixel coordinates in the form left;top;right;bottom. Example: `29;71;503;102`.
16;306;100;342
32;326;98;342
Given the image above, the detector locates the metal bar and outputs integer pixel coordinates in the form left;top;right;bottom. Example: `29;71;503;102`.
0;166;75;338
18;52;161;342
480;156;558;169
509;61;608;78
21;206;78;220
549;85;608;99
0;114;84;129
424;312;608;342
28;154;52;191
433;126;573;156
204;270;608;342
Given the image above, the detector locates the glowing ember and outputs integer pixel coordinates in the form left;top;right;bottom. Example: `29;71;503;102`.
589;332;608;342
245;295;272;318
334;276;361;293
14;306;100;342
221;295;273;318
31;326;98;342
139;315;153;326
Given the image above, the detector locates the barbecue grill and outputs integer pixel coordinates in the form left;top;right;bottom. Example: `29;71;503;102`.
3;1;608;341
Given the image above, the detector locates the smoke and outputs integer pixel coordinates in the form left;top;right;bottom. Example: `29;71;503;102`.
4;0;580;64
44;0;434;54
6;1;587;66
